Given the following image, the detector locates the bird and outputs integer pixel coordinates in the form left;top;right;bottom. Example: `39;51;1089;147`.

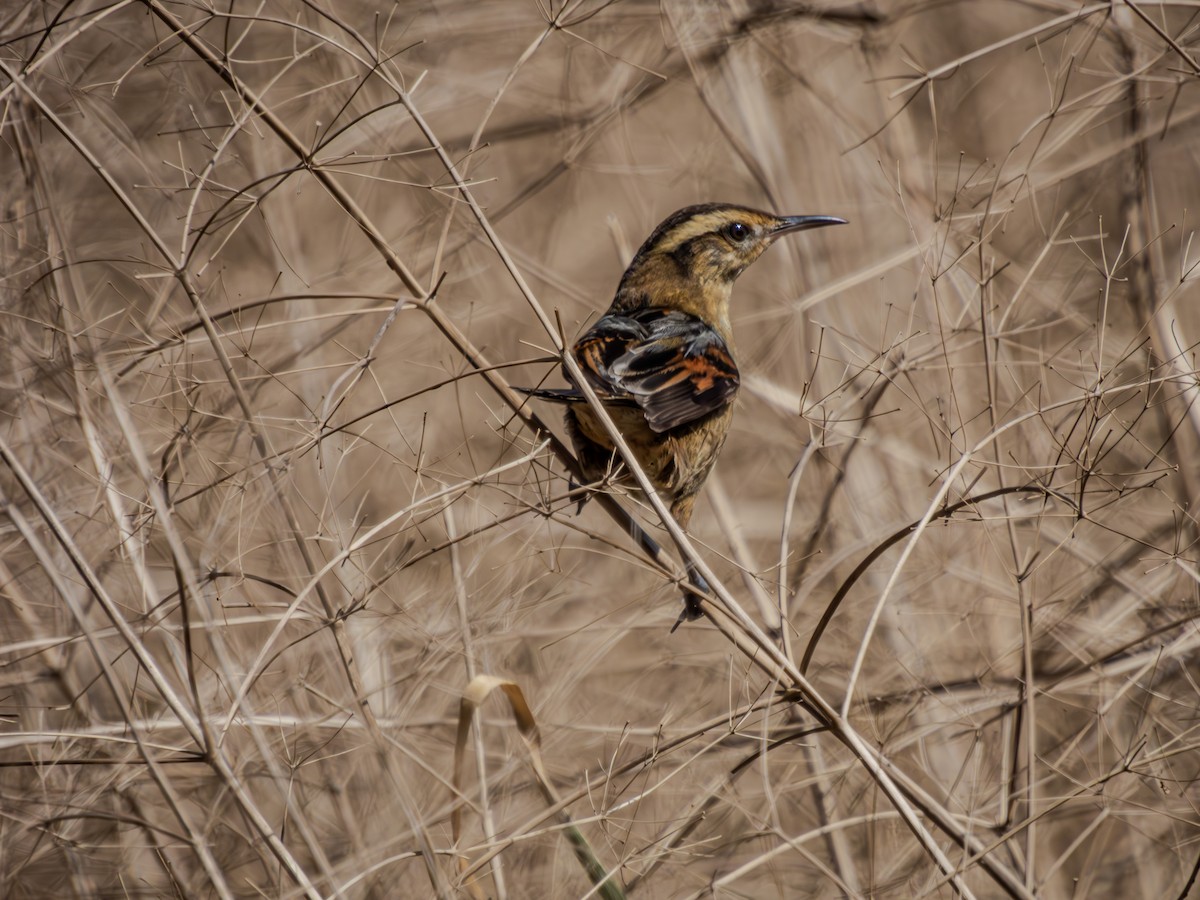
522;203;845;619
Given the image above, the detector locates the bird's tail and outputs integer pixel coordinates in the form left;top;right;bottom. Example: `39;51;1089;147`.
512;384;641;409
510;385;586;403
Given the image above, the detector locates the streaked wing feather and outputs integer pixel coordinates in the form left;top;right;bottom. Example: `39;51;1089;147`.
573;308;739;433
574;317;647;397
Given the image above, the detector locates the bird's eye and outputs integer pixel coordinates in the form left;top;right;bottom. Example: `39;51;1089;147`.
726;222;750;242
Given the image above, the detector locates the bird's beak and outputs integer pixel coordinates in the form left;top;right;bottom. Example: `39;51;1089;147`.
771;215;848;237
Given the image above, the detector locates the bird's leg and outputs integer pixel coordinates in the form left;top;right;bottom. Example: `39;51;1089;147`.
568;477;590;515
618;511;707;629
669;495;707;628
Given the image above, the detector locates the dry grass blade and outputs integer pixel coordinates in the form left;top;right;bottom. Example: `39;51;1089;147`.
452;675;624;900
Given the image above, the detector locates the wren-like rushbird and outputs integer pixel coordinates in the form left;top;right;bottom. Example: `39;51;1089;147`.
524;203;845;619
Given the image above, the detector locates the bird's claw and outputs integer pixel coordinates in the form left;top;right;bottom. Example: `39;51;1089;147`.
670;562;709;632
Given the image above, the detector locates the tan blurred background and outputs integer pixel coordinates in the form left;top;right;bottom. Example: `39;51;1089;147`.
2;1;1198;897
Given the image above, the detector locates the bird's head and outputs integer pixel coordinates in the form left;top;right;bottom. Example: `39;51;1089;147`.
632;203;844;283
615;203;845;328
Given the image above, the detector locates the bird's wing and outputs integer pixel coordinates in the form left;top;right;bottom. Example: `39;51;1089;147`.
575;308;739;433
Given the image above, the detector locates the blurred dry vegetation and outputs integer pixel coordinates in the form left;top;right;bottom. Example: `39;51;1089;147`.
2;0;1200;897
